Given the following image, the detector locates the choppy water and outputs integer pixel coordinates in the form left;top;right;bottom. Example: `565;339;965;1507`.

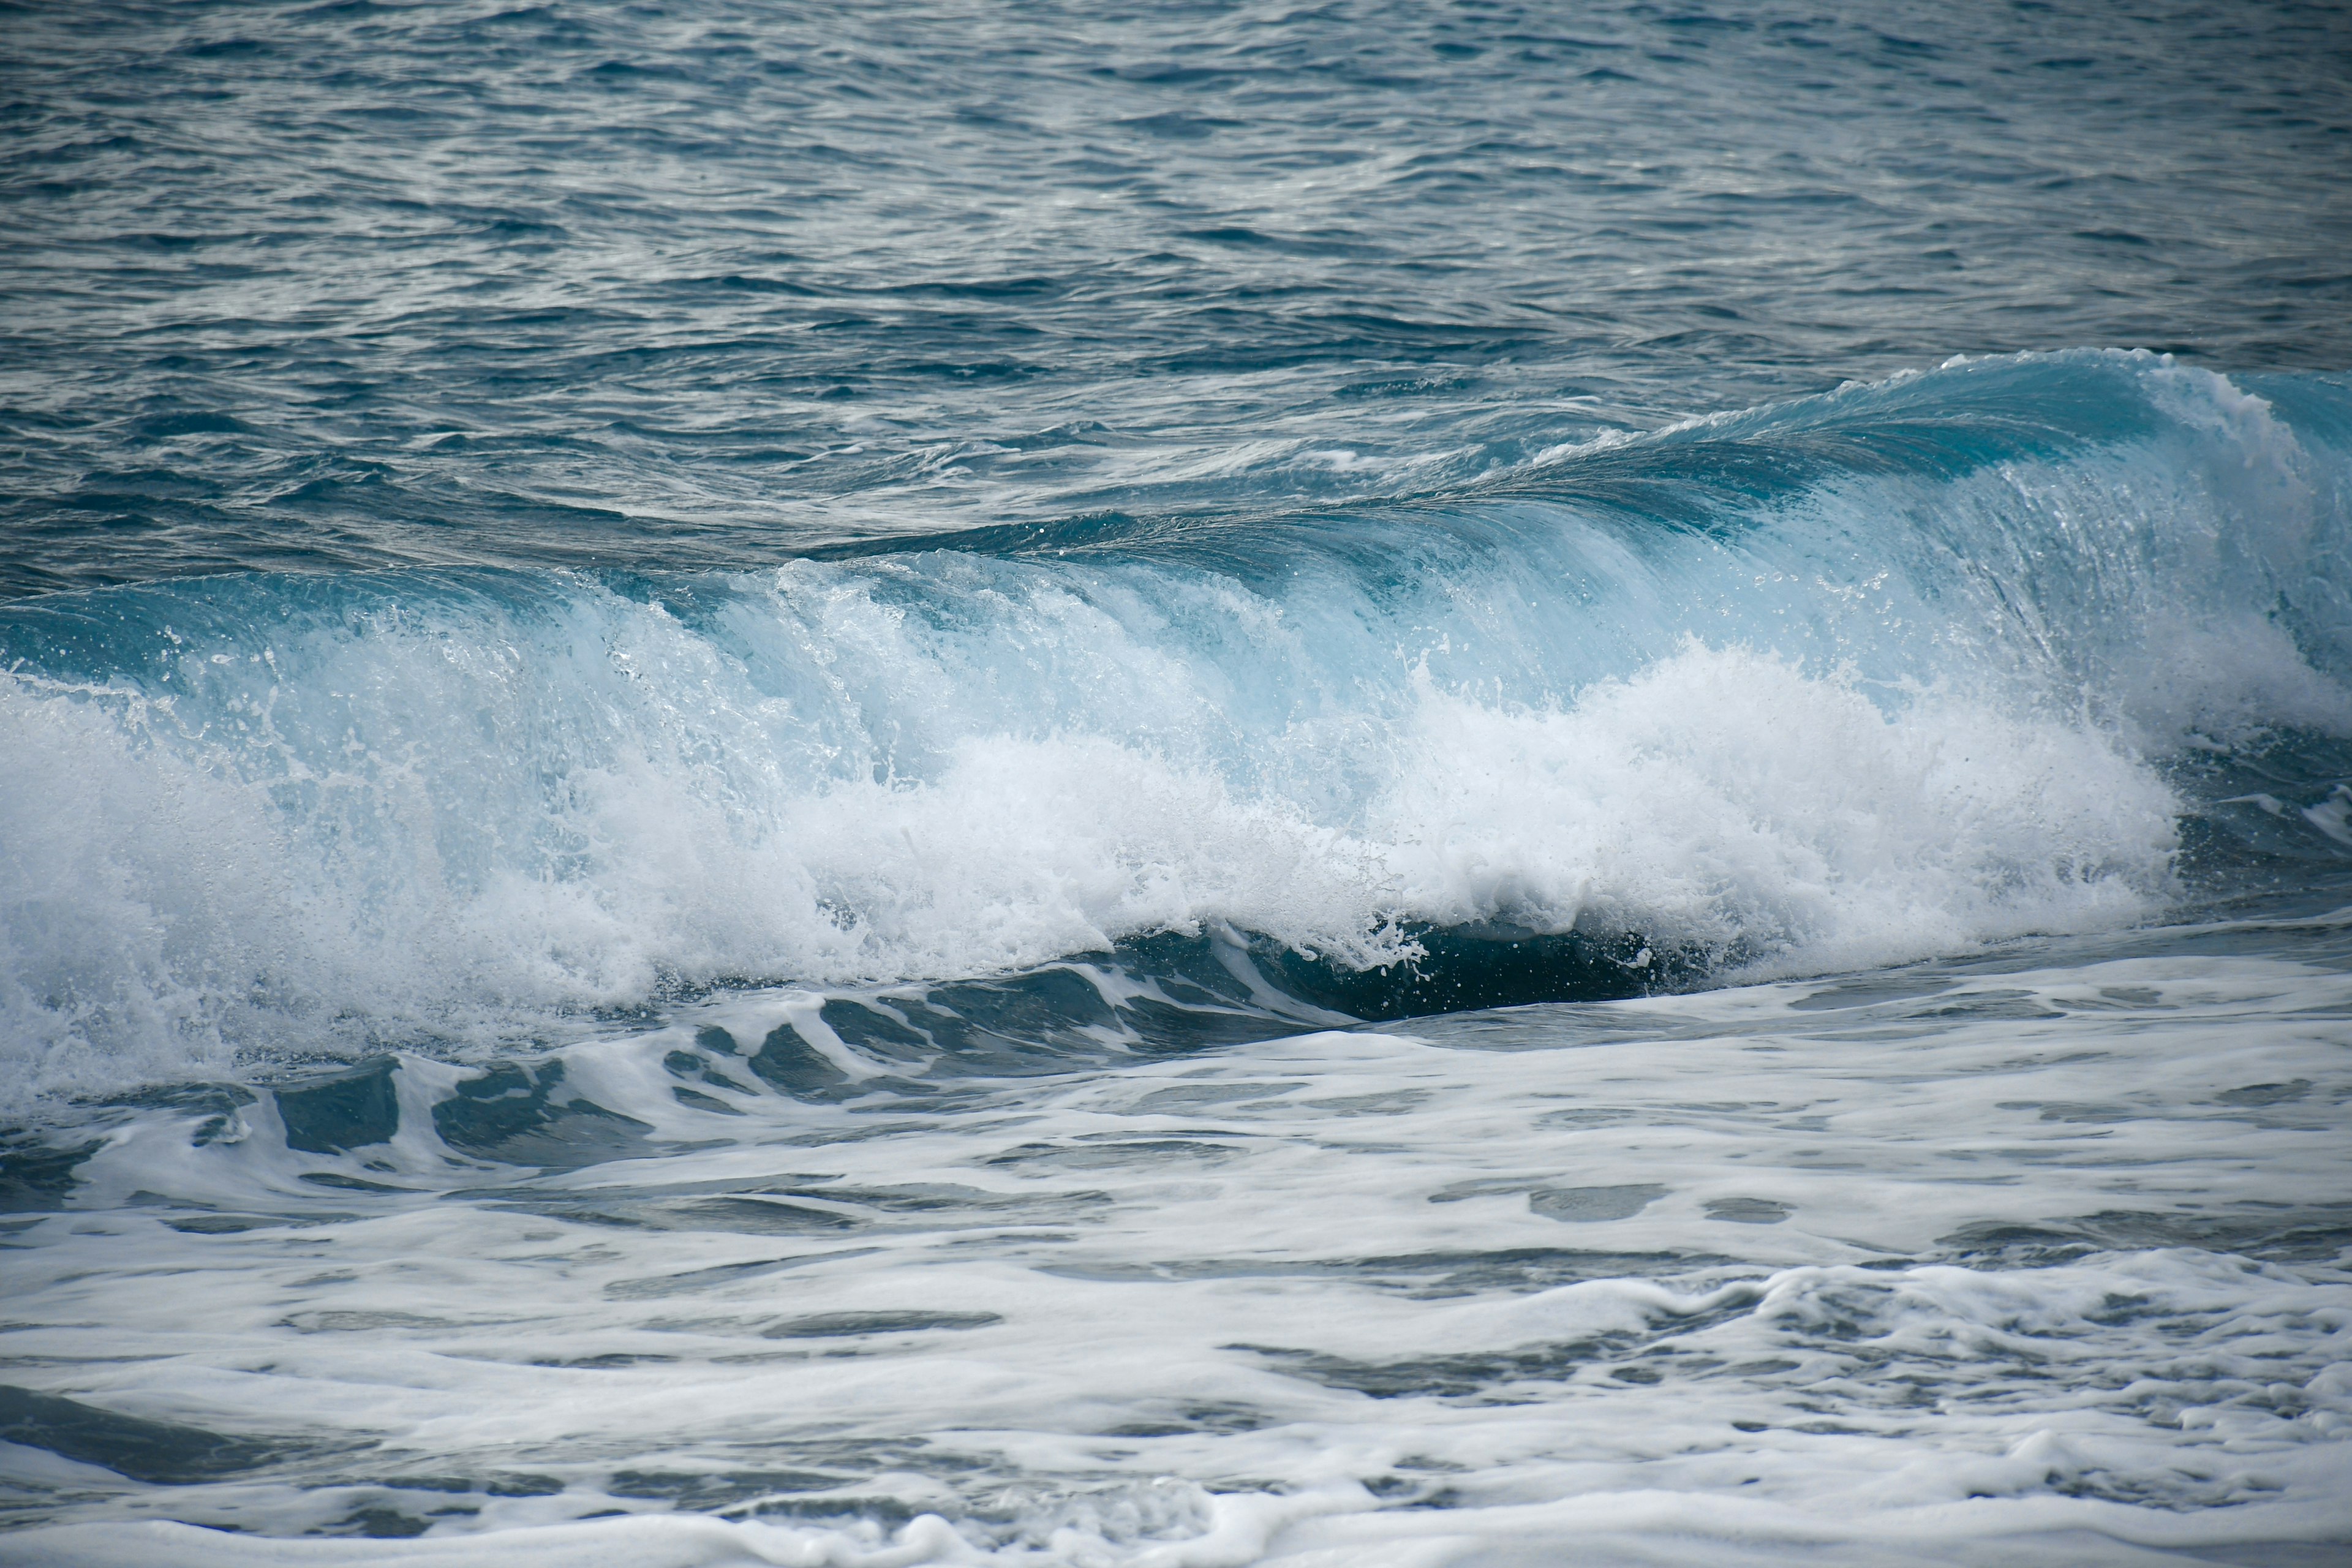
4;2;2352;1564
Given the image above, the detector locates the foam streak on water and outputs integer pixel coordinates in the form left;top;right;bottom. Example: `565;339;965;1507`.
2;917;2351;1564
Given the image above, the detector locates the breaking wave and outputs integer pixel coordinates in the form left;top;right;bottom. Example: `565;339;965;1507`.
4;350;2350;1103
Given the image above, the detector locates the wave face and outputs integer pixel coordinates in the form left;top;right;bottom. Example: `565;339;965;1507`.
4;351;2351;1104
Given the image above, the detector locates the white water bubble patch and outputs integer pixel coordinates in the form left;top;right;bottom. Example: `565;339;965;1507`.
0;917;2346;1563
1373;646;2180;974
0;611;2188;1108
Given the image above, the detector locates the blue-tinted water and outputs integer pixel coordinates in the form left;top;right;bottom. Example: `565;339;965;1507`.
6;0;2350;592
3;4;2351;1564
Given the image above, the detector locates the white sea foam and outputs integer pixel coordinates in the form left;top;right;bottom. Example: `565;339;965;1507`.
1374;647;2177;976
2;937;2346;1564
0;630;2182;1107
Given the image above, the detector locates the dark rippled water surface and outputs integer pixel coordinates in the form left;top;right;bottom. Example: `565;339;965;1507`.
6;5;2352;1566
4;1;2350;593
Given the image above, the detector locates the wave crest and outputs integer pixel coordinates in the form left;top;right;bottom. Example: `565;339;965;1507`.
3;352;2348;1102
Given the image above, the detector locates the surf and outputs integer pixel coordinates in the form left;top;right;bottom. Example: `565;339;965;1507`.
2;350;2350;1110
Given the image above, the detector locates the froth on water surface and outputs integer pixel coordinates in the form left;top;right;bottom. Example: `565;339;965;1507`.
2;910;2351;1564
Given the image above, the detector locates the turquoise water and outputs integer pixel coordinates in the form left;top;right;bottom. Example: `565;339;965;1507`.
2;4;2351;1563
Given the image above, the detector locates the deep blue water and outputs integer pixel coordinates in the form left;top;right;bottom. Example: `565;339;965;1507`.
5;0;2350;594
4;4;2352;1564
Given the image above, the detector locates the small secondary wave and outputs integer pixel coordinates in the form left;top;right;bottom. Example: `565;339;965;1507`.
3;351;2350;1106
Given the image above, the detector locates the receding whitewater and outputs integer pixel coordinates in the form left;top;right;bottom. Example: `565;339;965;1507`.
6;2;2352;1564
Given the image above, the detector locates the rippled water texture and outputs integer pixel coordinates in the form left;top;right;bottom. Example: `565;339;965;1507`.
3;0;2349;593
4;2;2352;1565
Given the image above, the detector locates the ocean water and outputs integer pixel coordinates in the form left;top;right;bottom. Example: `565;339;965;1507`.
4;2;2352;1563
